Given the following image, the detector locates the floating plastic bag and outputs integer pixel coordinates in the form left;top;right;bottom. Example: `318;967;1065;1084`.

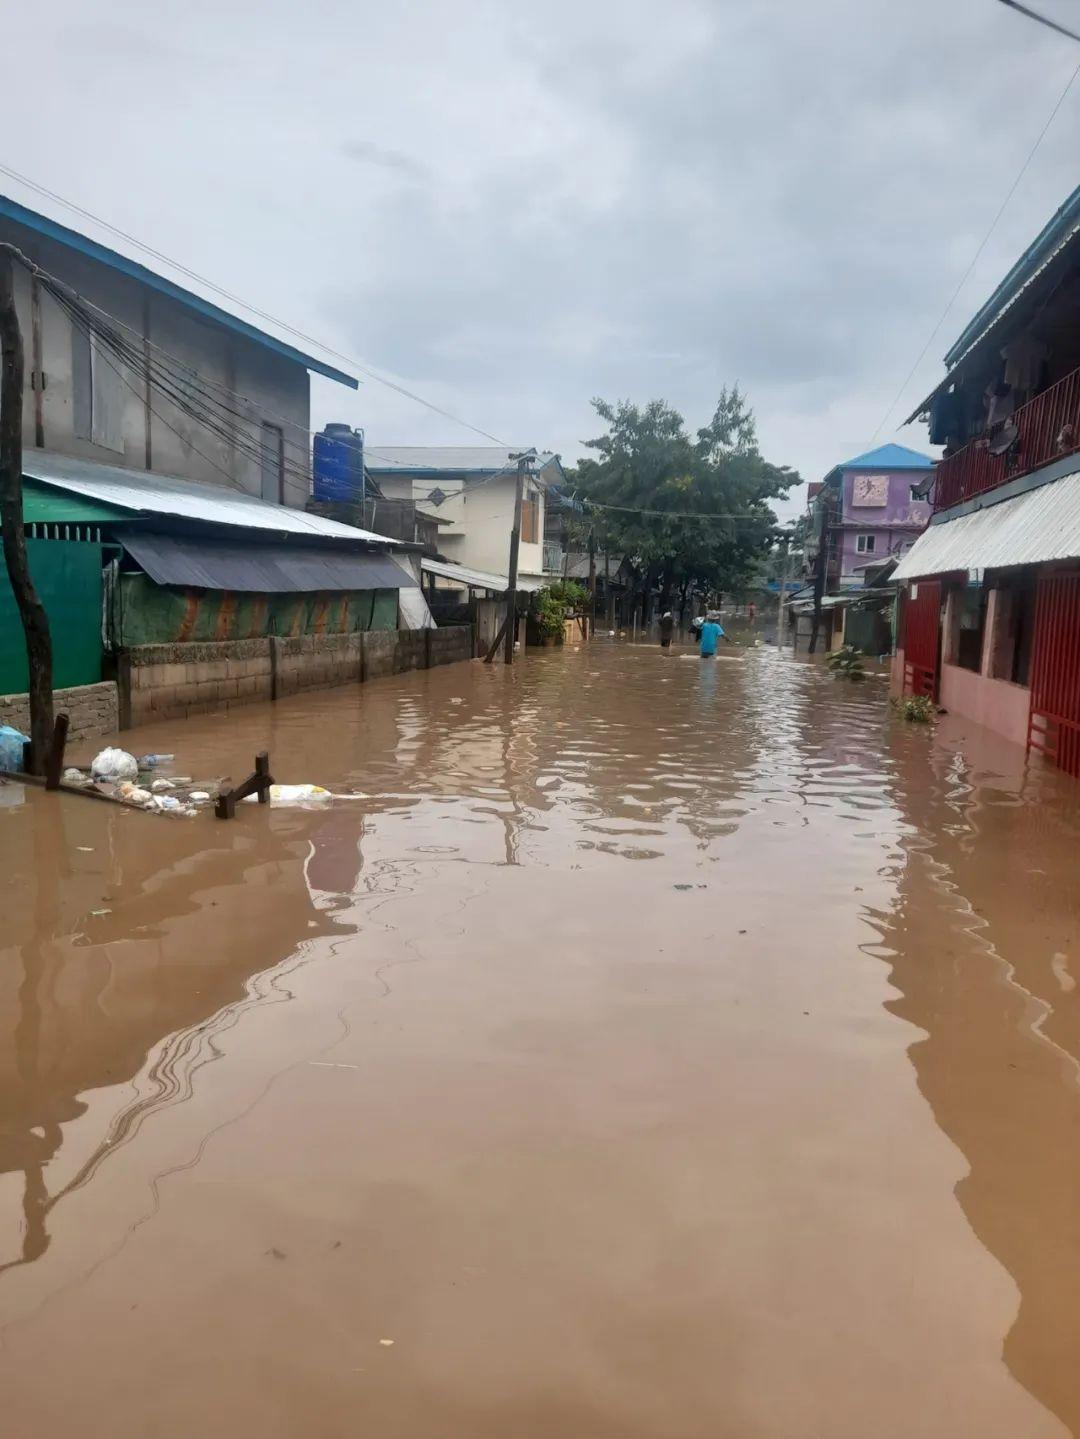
0;725;29;773
91;747;139;783
242;783;333;808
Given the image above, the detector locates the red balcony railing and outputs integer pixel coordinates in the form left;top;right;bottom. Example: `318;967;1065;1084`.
934;364;1080;512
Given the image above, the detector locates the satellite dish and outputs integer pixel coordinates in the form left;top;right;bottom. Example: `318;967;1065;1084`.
989;422;1019;457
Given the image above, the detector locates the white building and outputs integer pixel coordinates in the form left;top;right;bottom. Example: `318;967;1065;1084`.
366;447;566;588
1;191;357;503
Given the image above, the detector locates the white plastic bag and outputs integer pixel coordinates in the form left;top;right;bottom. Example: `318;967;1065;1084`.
242;783;332;808
91;747;139;783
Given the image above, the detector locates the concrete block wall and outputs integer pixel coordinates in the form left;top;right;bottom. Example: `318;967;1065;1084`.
121;627;474;727
428;627;473;667
276;634;364;697
127;639;273;725
0;681;119;742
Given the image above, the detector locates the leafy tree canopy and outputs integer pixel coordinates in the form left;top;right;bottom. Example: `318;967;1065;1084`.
569;387;799;601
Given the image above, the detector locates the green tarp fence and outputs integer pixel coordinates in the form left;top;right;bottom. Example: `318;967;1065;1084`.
0;539;103;695
116;572;399;646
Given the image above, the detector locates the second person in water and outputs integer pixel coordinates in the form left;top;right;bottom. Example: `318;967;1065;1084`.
699;612;731;657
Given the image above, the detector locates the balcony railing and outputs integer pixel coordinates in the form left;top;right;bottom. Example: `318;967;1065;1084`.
934;365;1080;512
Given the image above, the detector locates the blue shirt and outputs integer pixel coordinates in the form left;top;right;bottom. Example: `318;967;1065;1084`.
699;621;724;656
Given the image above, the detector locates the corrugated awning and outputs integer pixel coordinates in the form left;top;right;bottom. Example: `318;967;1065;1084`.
120;532;415;593
893;469;1080;581
24;452;401;546
422;558;508;591
421;557;544;592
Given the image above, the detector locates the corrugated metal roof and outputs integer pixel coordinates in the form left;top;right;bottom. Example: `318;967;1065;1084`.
367;447;563;483
944;181;1080;369
422;558;508;591
0;193;358;389
893;468;1080;581
835;443;934;471
119;532;414;593
23;453;401;547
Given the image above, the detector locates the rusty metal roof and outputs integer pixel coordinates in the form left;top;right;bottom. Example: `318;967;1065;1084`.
893;468;1080;580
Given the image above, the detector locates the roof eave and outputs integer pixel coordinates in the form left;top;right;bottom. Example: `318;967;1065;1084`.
0;192;358;390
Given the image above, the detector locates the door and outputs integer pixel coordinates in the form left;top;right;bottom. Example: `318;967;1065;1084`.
260;422;284;504
1028;572;1080;777
901;579;942;700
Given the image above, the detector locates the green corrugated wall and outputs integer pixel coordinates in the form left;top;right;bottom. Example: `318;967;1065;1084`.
116;573;399;645
0;539;103;694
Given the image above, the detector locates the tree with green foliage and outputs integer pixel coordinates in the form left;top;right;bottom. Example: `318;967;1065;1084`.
571;388;798;621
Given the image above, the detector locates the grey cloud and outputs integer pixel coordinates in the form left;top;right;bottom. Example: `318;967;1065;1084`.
7;0;1080;504
342;140;431;181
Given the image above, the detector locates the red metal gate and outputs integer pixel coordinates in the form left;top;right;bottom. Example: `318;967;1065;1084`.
901;580;942;700
1028;572;1080;778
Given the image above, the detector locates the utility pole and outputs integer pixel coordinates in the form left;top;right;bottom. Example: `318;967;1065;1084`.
587;526;596;639
0;247;53;772
503;448;534;665
776;534;791;649
808;489;831;655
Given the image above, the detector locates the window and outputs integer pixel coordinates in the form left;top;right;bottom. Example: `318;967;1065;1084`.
910;484;924;502
72;327;124;452
856;533;876;554
950;582;987;672
260;422;284;504
521;490;540;544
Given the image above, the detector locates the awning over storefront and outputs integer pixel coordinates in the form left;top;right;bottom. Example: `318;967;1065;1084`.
120;532;415;593
893;469;1080;581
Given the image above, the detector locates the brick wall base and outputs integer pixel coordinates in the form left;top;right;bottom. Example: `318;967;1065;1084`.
0;681;119;743
123;627;474;728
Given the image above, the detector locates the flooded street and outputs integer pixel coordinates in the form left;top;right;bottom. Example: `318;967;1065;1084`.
3;640;1080;1437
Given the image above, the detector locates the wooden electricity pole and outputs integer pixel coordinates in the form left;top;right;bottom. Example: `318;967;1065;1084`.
503;449;534;665
0;247;53;772
587;526;596;639
776;535;791;649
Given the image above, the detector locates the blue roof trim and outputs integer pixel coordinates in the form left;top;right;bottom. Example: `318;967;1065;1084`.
944;181;1080;368
0;193;358;390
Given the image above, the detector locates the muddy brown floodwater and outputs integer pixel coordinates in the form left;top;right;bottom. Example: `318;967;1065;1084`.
2;640;1080;1437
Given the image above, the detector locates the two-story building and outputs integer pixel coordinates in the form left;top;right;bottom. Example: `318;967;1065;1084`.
894;180;1080;778
365;447;567;590
0;192;420;730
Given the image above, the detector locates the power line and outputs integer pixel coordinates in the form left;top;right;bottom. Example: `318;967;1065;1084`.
867;49;1080;442
0;159;509;445
20;247;526;499
997;0;1080;44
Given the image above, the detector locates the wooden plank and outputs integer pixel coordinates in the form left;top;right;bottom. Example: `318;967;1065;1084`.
44;712;69;790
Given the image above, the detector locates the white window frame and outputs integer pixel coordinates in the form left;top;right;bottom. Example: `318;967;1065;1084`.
856;533;877;554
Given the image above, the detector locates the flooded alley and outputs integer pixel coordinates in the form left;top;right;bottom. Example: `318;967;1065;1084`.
3;640;1080;1438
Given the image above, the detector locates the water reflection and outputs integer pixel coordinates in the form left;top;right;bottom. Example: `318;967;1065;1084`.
0;796;339;1275
881;716;1080;1435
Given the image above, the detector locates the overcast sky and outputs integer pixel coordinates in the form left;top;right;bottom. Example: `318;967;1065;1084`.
5;0;1080;513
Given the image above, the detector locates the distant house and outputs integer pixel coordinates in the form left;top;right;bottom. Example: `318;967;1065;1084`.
822;444;934;589
366;448;567;590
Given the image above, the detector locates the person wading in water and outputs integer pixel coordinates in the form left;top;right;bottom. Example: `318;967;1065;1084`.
659;612;675;649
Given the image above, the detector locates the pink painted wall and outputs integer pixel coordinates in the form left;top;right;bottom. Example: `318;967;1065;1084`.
938;663;1030;750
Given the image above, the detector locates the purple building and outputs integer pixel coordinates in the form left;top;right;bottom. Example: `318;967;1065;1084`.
822;443;934;589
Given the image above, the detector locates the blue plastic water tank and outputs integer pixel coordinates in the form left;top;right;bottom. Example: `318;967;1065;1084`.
313;424;364;502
